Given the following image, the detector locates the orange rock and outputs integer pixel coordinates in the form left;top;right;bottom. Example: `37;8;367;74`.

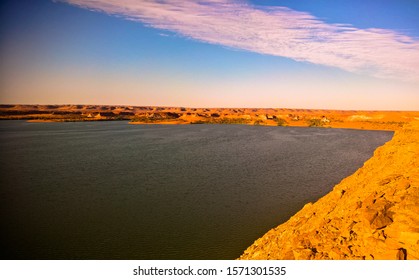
239;121;419;260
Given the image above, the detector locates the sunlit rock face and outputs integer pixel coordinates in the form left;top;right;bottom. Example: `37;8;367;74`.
239;122;419;260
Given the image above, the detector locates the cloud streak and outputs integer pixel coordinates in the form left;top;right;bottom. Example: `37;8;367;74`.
60;0;419;81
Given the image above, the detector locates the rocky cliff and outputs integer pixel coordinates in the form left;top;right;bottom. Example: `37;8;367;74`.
239;122;419;260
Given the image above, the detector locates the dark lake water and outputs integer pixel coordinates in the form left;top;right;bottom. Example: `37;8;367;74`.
0;121;393;259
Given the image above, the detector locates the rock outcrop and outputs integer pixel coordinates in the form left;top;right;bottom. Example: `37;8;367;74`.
239;122;419;260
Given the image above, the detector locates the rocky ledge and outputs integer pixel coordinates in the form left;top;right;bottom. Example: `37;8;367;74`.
239;121;419;260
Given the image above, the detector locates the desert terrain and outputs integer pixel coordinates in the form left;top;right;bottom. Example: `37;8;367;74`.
1;104;418;260
1;104;418;131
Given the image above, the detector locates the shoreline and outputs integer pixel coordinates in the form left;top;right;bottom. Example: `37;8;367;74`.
1;116;398;132
239;121;419;260
1;104;418;131
18;118;398;132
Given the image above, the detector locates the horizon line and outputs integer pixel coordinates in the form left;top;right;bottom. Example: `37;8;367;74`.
1;103;418;112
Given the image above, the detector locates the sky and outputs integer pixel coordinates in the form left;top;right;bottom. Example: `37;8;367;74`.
0;0;418;110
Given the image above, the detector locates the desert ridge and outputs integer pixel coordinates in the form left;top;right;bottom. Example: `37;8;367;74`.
1;104;418;131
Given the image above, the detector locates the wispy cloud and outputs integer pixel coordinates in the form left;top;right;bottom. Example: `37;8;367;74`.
60;0;419;81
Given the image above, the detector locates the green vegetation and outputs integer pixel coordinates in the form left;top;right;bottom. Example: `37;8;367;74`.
190;120;209;124
192;118;250;125
253;120;266;126
385;121;406;127
130;116;154;123
275;118;288;126
212;118;250;124
307;118;324;127
363;120;406;128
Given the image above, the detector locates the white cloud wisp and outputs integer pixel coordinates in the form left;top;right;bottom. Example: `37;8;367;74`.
60;0;419;81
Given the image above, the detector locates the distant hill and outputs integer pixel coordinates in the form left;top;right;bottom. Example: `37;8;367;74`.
1;104;418;131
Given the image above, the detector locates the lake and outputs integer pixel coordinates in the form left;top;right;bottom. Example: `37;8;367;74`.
0;121;393;259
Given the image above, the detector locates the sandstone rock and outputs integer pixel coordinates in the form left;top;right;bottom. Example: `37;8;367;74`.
396;248;407;260
399;232;419;245
282;250;295;260
239;122;419;260
293;249;314;260
371;212;393;229
363;208;378;225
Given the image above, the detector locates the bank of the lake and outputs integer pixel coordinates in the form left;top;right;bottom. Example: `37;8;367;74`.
239;121;419;260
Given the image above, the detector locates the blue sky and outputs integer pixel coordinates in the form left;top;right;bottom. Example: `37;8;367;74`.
1;0;418;110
